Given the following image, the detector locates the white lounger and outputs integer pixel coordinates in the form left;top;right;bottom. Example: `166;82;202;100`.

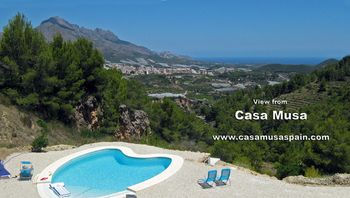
49;183;71;197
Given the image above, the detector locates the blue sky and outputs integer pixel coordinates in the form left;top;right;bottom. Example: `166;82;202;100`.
0;0;349;58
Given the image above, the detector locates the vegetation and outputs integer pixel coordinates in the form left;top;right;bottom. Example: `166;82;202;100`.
206;56;350;178
0;14;349;179
304;166;321;178
0;14;104;123
0;13;211;150
31;120;49;152
255;64;315;73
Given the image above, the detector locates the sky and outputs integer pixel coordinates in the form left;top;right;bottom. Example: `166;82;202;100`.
0;0;349;58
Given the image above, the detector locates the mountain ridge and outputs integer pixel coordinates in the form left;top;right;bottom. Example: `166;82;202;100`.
36;16;190;64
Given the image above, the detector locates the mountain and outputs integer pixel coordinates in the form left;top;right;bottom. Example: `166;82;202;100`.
36;16;191;64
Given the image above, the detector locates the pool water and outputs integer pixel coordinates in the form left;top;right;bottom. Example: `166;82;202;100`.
51;149;171;197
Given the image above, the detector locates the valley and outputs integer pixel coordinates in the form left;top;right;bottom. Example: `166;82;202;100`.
0;14;349;182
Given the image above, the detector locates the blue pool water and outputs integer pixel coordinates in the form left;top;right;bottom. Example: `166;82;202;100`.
51;149;171;197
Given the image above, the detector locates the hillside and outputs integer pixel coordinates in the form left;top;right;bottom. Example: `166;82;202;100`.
208;56;350;178
255;64;315;73
0;94;82;159
315;58;339;68
0;14;348;180
36;16;192;64
0;14;212;154
0;96;41;148
267;79;349;111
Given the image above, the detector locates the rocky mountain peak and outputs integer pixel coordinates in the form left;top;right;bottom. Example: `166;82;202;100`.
40;16;75;31
94;28;119;42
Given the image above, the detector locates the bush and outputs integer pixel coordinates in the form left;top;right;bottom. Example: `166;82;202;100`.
80;128;103;138
37;119;48;129
304;166;321;178
233;156;253;170
31;134;48;152
276;162;302;179
318;79;326;92
31;119;49;152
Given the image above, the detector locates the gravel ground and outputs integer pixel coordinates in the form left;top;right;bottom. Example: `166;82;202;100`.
1;142;349;198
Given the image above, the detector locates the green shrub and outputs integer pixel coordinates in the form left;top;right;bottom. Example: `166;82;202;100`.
36;119;48;130
80;128;102;138
276;162;302;179
31;119;49;152
31;134;48;152
318;79;326;92
233;156;253;170
304;166;321;178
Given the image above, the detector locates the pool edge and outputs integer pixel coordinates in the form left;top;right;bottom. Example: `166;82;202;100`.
36;146;184;198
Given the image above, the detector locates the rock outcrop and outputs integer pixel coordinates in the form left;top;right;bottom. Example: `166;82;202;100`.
283;174;350;186
74;96;101;130
116;105;150;140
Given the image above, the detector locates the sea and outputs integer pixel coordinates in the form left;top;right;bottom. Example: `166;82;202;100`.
196;57;332;65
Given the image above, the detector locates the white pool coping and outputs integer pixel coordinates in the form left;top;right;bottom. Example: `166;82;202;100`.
36;146;184;198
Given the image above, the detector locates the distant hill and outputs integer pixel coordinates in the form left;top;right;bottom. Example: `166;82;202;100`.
255;64;316;73
36;16;192;64
315;58;338;68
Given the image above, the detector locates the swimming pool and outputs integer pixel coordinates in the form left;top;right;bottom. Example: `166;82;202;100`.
37;146;184;198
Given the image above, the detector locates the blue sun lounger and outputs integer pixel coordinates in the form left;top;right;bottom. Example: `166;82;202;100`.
215;168;231;186
0;160;11;179
49;182;71;197
197;170;217;188
19;161;33;180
